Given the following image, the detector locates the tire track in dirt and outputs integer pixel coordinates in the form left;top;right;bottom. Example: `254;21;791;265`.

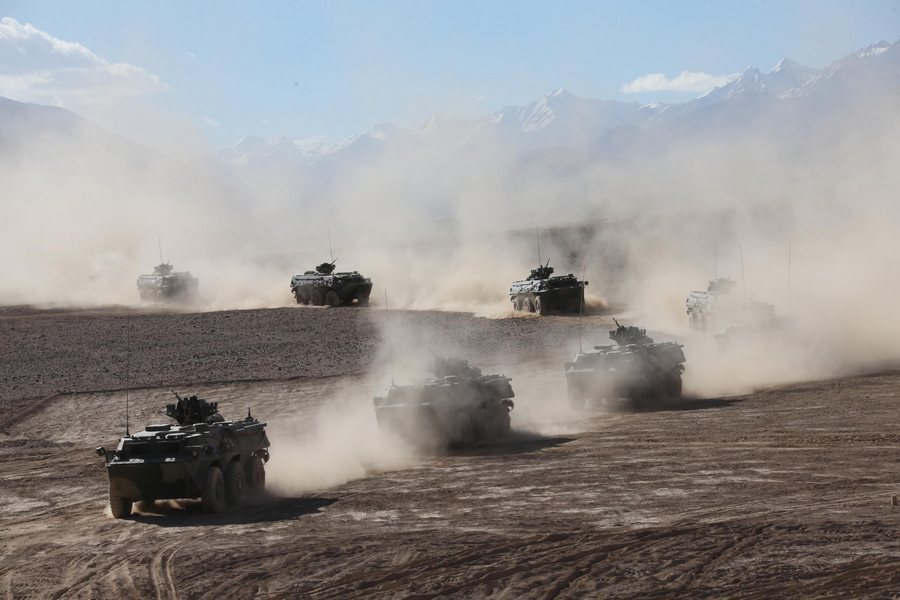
150;540;182;600
3;306;900;598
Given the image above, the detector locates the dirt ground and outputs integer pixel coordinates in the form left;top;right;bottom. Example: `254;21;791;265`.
1;306;900;599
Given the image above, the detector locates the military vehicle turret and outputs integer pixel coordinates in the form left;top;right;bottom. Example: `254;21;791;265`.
373;356;515;448
686;277;775;332
565;320;686;411
137;262;199;301
290;260;373;307
96;393;270;518
509;260;586;315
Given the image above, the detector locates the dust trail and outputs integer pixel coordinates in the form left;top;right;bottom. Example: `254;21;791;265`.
3;49;900;397
265;376;417;495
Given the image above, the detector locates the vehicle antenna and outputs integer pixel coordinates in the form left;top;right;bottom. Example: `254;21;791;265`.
125;312;131;437
740;244;746;293
714;234;718;280
578;266;586;353
158;234;163;264
384;288;394;386
787;241;792;315
328;229;334;263
536;227;541;267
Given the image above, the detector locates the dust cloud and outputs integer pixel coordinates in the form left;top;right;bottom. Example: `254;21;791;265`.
265;375;417;495
2;74;899;399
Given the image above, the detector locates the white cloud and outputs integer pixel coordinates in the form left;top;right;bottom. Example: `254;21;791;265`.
0;17;167;108
622;70;739;94
202;116;220;127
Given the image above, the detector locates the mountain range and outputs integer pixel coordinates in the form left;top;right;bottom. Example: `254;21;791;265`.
218;39;899;171
1;38;898;226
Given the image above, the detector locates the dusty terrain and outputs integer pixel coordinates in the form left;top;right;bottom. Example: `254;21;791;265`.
1;305;900;599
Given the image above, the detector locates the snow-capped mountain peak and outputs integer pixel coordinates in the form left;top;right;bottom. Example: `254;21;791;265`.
769;58;798;73
856;41;891;58
212;38;899;175
233;135;269;155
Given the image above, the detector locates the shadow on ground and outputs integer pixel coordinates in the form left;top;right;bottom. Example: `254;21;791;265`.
583;396;743;414
446;433;575;457
654;396;744;412
130;494;337;527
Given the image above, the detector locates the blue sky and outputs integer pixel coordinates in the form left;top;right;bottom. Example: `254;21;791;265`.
2;0;898;147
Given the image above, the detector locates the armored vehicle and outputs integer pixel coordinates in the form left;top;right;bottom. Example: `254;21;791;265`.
290;260;372;307
137;262;199;301
509;260;586;315
96;393;270;518
565;320;686;411
686;277;775;332
373;356;515;448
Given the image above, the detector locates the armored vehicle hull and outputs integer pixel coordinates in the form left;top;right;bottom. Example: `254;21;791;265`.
137;262;198;301
686;277;775;332
97;395;269;518
509;262;586;315
566;322;686;411
373;358;514;448
290;261;372;307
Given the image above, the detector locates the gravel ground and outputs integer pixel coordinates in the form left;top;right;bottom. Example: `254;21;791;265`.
0;304;597;406
2;305;899;598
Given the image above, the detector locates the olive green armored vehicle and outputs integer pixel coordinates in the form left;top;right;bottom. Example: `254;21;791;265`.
96;393;270;518
373;356;514;448
137;262;199;301
290;260;372;306
509;260;586;315
566;320;686;411
686;277;776;333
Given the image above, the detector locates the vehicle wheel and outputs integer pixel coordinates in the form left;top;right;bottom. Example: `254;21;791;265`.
293;290;303;305
533;295;546;315
201;466;226;514
224;461;245;508
487;401;512;437
135;499;155;512
325;290;342;307
667;372;683;398
628;387;646;411
524;296;535;313
356;294;370;306
109;486;132;519
245;455;266;495
512;296;523;311
449;411;476;447
310;290;325;306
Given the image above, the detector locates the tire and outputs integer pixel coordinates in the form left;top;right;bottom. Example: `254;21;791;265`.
325;290;341;307
201;466;226;514
293;290;303;305
449;411;476;447
310;290;325;306
245;455;266;495
356;294;370;307
109;486;132;519
627;387;646;411
224;461;245;508
486;401;512;438
524;296;535;313
135;499;155;512
512;296;524;311
533;295;546;315
667;372;683;398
